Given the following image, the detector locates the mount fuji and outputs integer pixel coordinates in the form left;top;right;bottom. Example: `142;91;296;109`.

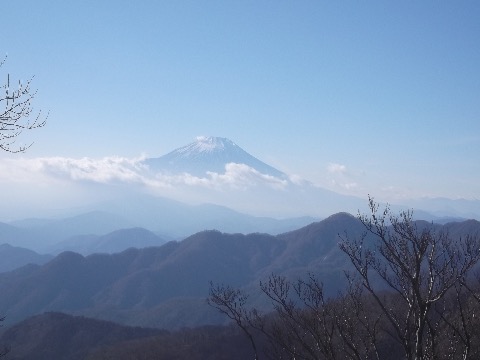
136;136;369;218
144;136;286;178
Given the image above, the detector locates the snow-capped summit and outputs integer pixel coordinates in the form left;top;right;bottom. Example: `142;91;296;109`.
144;136;286;178
175;136;238;157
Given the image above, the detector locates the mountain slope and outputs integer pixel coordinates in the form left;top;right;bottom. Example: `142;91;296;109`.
49;227;168;255
1;211;133;251
0;312;252;360
0;312;164;360
0;244;53;273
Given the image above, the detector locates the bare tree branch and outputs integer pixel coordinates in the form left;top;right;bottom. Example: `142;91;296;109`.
0;55;47;153
339;196;480;360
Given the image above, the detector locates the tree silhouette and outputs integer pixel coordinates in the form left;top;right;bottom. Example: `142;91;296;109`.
0;56;46;153
339;196;480;359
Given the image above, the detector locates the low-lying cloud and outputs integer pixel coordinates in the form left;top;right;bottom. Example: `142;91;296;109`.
39;156;148;184
325;162;359;191
0;156;289;192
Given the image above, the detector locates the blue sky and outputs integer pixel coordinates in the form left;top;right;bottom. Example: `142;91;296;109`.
1;1;479;205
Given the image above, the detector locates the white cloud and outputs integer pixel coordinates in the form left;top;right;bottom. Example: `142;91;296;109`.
207;163;288;190
327;163;347;174
0;157;288;192
36;156;148;184
342;182;358;190
323;162;362;194
288;174;307;186
150;163;288;191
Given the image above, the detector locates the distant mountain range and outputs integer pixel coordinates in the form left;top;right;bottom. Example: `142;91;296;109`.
0;204;316;254
0;214;477;330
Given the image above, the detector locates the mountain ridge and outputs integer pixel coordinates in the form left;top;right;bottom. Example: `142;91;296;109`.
0;214;477;329
0;201;316;253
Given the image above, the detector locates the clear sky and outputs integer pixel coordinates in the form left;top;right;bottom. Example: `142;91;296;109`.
1;1;479;203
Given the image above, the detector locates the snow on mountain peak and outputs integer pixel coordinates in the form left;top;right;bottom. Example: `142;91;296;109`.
178;136;236;156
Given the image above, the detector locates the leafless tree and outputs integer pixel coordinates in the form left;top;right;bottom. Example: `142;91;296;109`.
429;281;480;359
256;273;337;360
0;56;47;152
208;281;260;360
209;273;386;360
334;273;384;360
209;197;480;359
339;196;480;360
